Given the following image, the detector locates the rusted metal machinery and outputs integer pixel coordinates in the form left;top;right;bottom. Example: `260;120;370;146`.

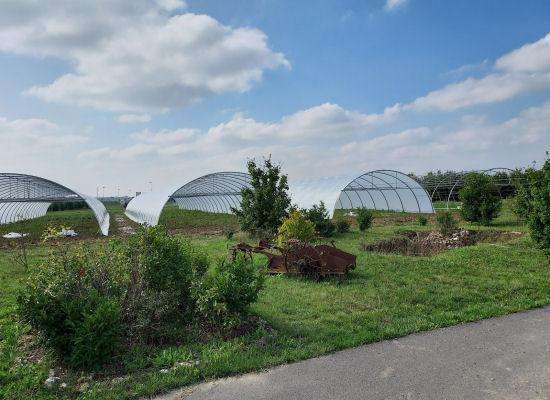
231;239;356;280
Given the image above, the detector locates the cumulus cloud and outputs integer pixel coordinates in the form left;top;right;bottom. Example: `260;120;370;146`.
77;97;549;180
0;1;289;113
0;116;89;175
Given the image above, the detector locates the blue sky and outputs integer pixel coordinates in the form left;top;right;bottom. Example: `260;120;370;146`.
0;0;549;195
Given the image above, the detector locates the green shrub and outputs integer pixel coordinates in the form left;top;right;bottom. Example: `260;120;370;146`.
303;202;335;237
357;208;374;231
197;256;264;327
233;158;291;237
69;296;122;369
417;215;428;226
514;160;550;256
18;226;264;370
18;245;126;369
436;211;458;236
459;172;502;225
335;219;350;234
126;226;208;304
277;211;316;246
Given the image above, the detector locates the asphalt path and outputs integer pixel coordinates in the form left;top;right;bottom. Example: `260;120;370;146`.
154;307;550;400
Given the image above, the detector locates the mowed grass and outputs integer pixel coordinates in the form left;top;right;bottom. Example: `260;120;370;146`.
1;201;549;399
159;204;238;232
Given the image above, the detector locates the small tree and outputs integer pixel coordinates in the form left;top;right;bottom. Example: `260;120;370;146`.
303;201;335;237
514;160;550;257
233;158;291;237
277;211;315;246
357;208;374;231
459;173;502;224
436;211;458;236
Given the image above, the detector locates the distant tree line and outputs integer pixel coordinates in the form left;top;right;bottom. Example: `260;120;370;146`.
410;169;518;202
48;201;88;212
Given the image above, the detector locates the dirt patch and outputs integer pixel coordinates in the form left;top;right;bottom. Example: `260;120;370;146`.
362;229;524;256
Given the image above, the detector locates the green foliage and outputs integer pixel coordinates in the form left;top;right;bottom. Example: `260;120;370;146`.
357;208;374;231
436;211;458;236
69;296;122;369
17;226;262;370
18;244;126;369
514;160;550;256
48;201;88;212
417;215;428;226
459;172;502;224
335;219;350;234
127;225;207;296
302;202;335;237
197;256;264;327
233;158;291;237
277;211;315;246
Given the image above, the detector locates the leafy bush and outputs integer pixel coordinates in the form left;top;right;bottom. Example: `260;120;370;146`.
514;160;550;256
18;245;126;369
233;158;291;237
417;215;428;226
459;172;502;225
197;256;264;328
357;208;374;231
303;202;335;237
335;219;350;234
277;211;315;246
436;211;458;236
18;226;264;370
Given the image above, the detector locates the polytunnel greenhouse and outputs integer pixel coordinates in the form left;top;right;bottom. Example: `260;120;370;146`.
0;173;110;235
125;172;252;226
125;169;434;226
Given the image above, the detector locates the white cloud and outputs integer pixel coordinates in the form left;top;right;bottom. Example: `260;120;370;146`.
385;0;408;11
406;72;550;112
116;114;152;124
0;1;289;113
0;116;89;176
77;97;549;180
394;33;550;113
496;33;550;73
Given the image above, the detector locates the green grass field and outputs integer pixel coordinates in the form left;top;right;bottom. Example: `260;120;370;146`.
1;201;549;399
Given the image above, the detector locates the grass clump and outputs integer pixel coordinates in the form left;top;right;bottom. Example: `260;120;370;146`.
417;215;428;226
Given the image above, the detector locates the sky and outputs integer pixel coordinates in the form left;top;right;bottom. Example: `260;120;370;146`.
0;0;549;196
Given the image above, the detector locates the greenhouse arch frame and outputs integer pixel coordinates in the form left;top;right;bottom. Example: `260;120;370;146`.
0;173;110;235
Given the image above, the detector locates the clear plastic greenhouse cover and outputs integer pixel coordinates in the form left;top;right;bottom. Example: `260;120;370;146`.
125;172;252;226
125;170;433;226
289;170;434;217
0;173;110;235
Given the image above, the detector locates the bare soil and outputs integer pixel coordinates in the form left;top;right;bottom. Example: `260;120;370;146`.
362;229;524;256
